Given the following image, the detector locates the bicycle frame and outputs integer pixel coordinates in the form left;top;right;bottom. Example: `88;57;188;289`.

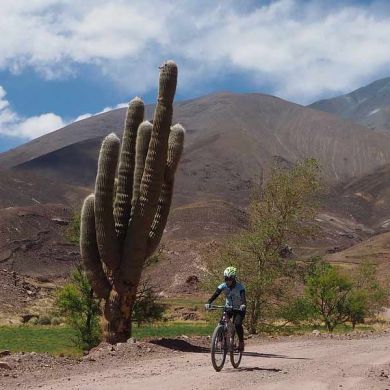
208;305;243;371
209;305;236;351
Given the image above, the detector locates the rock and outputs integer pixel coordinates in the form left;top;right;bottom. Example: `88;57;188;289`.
312;330;321;337
127;337;136;344
51;217;69;226
0;361;12;370
20;314;38;323
83;356;96;362
185;275;199;285
0;350;11;358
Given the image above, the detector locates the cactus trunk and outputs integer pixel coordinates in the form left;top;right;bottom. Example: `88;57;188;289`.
102;289;135;343
80;61;184;343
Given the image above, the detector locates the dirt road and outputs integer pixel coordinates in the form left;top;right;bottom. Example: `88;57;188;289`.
34;333;390;390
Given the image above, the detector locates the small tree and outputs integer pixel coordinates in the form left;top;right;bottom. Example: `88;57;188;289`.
277;297;317;326
344;261;389;328
352;261;388;317
304;262;352;332
205;159;322;333
344;289;367;329
132;280;165;327
56;265;101;350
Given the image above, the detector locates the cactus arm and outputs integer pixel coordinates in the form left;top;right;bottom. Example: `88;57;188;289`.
119;61;178;291
113;98;144;242
138;61;177;215
131;121;153;217
146;124;185;258
80;194;111;299
94;133;121;270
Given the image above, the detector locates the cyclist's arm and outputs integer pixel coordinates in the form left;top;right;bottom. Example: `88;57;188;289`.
207;288;222;304
240;289;247;306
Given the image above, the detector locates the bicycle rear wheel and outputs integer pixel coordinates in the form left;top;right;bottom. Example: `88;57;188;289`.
211;324;226;372
229;331;242;368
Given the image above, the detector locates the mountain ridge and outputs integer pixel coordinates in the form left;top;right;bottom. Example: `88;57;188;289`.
309;76;390;131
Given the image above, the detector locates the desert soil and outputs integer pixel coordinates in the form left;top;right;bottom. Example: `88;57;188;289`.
1;332;390;390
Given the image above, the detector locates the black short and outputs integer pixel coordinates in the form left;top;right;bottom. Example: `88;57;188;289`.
222;309;245;326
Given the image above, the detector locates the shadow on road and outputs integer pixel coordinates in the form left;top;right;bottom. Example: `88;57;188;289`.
243;351;309;360
149;339;308;362
228;367;282;373
150;339;210;353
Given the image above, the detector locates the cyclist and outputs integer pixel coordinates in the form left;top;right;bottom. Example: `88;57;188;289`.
205;266;246;351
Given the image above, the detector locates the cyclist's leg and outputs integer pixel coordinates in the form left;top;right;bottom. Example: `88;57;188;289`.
233;310;245;342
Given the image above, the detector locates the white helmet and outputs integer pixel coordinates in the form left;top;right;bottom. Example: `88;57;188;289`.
224;266;237;279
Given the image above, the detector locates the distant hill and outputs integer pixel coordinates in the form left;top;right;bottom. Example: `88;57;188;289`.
309;77;390;131
328;163;390;229
2;92;390;211
2;91;390;296
325;231;390;282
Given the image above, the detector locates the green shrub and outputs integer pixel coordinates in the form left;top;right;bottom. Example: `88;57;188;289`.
55;265;101;350
51;317;62;326
278;297;317;326
305;262;352;332
28;317;38;325
37;316;52;326
56;266;166;347
64;213;81;244
133;280;165;327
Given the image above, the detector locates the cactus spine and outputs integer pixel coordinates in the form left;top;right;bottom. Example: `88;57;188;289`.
80;61;184;343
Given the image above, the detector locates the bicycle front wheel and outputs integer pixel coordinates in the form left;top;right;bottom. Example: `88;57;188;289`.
211;324;226;372
229;331;242;369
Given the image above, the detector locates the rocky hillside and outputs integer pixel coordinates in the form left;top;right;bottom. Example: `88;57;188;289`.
1;91;390;307
2;93;390;210
309;77;390;131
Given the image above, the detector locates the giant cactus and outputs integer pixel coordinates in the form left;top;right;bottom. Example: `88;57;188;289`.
80;61;184;343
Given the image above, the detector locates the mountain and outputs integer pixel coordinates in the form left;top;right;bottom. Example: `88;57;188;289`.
2;91;390;298
328;163;390;229
309;77;390;131
2;92;390;211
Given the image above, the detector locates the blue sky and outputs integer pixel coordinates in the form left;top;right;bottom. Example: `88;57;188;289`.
0;0;390;152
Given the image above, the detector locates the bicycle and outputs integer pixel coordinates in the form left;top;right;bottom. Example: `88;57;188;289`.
206;305;243;371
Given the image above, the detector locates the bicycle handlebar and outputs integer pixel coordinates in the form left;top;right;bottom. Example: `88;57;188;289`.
207;305;234;310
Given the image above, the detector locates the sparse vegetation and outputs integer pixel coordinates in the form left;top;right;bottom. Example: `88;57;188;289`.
0;326;80;356
0;322;214;356
304;260;353;331
205;159;322;333
285;259;389;332
55;265;101;350
55;264;167;349
133;280;166;328
64;212;81;244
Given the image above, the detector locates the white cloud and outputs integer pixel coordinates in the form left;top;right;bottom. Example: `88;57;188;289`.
73;102;127;122
0;1;390;102
0;85;128;139
15;113;66;139
0;86;66;139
